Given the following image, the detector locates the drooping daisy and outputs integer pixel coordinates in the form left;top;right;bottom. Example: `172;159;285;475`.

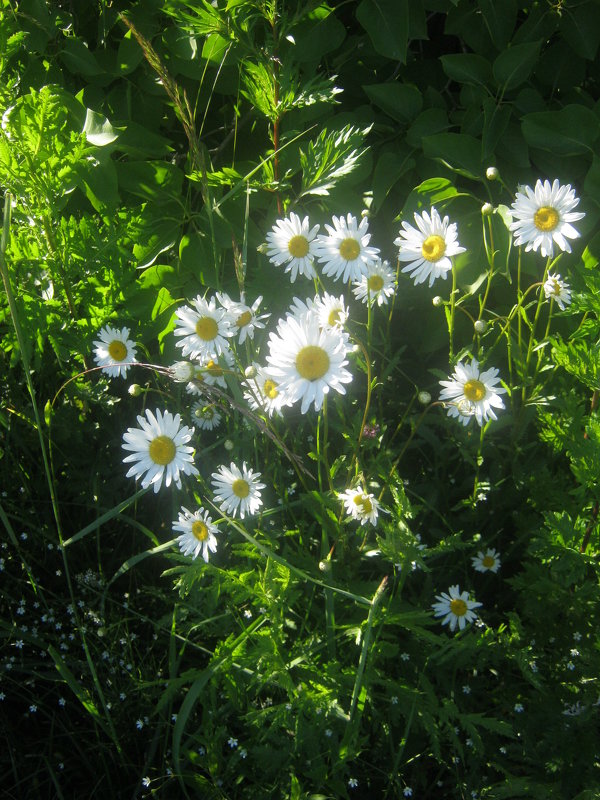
122;409;198;493
170;361;197;383
243;364;290;416
265;212;319;283
93;325;137;378
432;585;482;632
211;462;266;518
216;292;270;344
201;350;235;389
314;213;380;283
471;548;501;573
313;292;349;330
191;401;222;431
509;179;585;258
394;207;466;288
173;506;219;562
543;272;571;310
439;358;506;427
174;295;233;360
266;313;352;414
339;486;380;526
352;258;396;306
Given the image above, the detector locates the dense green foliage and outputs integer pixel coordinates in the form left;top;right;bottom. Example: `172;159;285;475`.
1;1;600;798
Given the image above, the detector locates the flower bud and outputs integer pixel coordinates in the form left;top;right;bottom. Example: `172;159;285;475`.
486;166;499;181
244;365;257;379
418;391;431;405
481;202;493;216
128;384;142;397
171;361;195;382
432;295;443;307
224;439;234;452
318;559;332;573
474;319;487;334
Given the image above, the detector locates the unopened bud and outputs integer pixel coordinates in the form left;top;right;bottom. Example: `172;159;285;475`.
474;319;487;334
244;365;257;379
486;166;499;181
318;559;331;573
481;202;493;216
418;391;431;405
171;361;195;382
128;384;142;397
224;439;234;452
432;295;443;307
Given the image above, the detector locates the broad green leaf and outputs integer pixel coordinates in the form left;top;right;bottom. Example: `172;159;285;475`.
289;7;346;62
561;1;600;61
372;147;415;211
493;41;540;90
522;104;600;155
482;98;511;159
422;133;482;179
356;0;409;62
440;53;492;87
406;108;449;148
117;160;184;202
363;83;422;124
60;37;101;77
83;108;120;146
476;0;518;49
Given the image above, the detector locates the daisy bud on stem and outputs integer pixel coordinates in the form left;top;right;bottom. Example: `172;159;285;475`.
486;166;499;181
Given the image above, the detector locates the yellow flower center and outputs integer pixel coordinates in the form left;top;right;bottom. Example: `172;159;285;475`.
421;234;446;262
195;316;219;341
367;275;384;292
328;308;342;326
263;379;279;399
463;379;486;402
450;598;468;617
353;494;373;514
232;478;250;498
534;206;559;232
192;520;209;541
206;360;223;377
148;435;176;466
549;280;561;296
339;237;361;261
236;310;252;328
482;555;495;568
295;345;330;381
108;340;127;361
288;235;310;258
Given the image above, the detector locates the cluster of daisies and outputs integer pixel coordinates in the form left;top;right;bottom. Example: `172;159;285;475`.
91;178;584;604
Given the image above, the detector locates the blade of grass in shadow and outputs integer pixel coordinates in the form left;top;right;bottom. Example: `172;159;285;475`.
62;487;149;547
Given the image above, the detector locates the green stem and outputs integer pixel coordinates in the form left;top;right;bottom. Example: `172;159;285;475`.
449;262;457;361
521;259;551;404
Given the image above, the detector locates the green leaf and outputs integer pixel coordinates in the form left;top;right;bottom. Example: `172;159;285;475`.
406;108;449;149
299;125;370;197
481;98;511;159
440;53;492;87
356;0;409;62
493;41;541;90
372;147;415;212
476;0;518;50
422;133;482;179
117;160;184;202
82;108;120;146
561;1;600;61
522;104;600;156
60;38;101;77
363;83;422;124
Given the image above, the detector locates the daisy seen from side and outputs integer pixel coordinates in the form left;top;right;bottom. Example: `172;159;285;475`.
216;292;270;344
543;273;571;310
93;325;138;378
394;207;466;288
314;213;380;284
339;486;380;526
352;258;396;306
509;179;585;258
173;507;219;562
313;292;349;330
122;409;198;493
439;358;506;427
243;364;290;417
265;212;319;283
211;462;266;518
472;548;501;573
266;312;352;414
432;585;482;632
174;295;233;360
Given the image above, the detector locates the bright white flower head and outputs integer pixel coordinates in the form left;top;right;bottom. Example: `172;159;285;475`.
216;292;269;344
170;361;196;383
191;401;222;431
173;506;219;562
313;292;349;330
243;364;291;417
265;212;319;283
314;213;380;283
432;585;482;631
201;350;235;388
439;358;506;427
174;295;233;360
543;272;571;310
339;486;380;526
471;548;501;573
122;409;198;493
93;325;137;378
394;207;466;287
266;313;352;414
211;462;266;518
352;258;396;306
509;179;585;258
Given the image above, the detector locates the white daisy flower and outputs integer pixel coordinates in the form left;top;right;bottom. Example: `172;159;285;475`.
93;325;137;378
211;462;266;518
471;548;501;573
352;258;396;306
202;350;235;388
339;486;380;526
265;212;319;283
394;207;466;288
509;179;585;258
243;364;291;417
266;313;352;414
122;409;198;493
312;292;349;329
174;295;233;360
543;272;571;310
439;358;506;427
216;292;269;344
432;585;482;632
173;506;219;562
170;361;196;383
191;401;222;431
314;213;380;283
